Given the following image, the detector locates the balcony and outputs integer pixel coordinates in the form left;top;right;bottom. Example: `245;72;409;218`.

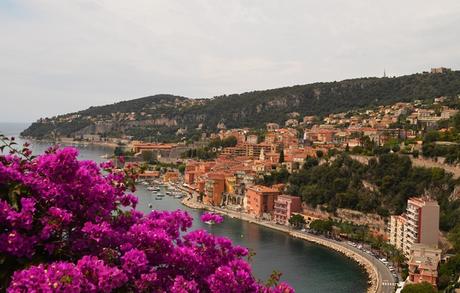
406;212;419;221
274;212;287;217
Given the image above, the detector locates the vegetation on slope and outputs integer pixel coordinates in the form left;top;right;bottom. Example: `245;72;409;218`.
22;71;460;140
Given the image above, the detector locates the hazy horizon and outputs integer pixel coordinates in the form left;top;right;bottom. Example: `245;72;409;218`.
1;1;460;122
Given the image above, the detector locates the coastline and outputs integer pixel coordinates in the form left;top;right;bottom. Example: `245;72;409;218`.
181;197;380;293
20;137;119;148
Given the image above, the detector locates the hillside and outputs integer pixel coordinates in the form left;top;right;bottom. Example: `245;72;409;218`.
21;70;460;141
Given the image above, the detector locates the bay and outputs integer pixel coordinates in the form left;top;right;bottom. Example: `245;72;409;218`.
0;122;368;293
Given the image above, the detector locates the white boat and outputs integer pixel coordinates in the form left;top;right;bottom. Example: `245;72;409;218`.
147;186;156;191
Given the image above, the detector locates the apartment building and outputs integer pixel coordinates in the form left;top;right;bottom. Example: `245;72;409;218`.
389;214;407;251
273;195;301;225
246;185;280;218
404;197;439;255
389;197;439;256
203;173;225;206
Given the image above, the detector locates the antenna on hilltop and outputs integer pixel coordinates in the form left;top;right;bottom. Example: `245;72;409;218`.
383;68;387;78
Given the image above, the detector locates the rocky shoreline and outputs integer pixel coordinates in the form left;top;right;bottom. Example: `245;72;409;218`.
181;197;380;293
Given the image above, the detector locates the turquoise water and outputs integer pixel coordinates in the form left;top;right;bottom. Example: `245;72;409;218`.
0;123;368;293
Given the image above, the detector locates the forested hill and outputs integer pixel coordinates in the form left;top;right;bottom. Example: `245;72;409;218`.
21;70;460;141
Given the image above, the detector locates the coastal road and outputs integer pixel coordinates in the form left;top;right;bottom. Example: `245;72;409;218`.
182;199;397;293
338;241;397;293
269;226;397;293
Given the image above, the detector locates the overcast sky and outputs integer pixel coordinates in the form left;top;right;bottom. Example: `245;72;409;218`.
1;0;460;122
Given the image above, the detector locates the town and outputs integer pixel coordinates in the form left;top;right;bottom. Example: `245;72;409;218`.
15;68;460;293
121;83;460;293
4;1;460;292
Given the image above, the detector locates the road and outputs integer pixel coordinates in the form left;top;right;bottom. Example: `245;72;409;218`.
285;230;397;293
338;241;397;293
182;198;397;293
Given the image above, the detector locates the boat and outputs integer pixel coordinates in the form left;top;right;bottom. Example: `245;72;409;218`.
148;204;153;208
174;194;183;199
147;186;156;191
204;221;213;225
165;191;172;196
155;196;163;200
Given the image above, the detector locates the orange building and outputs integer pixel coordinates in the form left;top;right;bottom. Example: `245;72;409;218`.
163;171;179;183
264;128;298;148
131;142;176;153
203;173;226;206
219;129;247;145
246;185;280;218
138;170;160;180
221;143;272;159
184;161;215;185
184;172;196;185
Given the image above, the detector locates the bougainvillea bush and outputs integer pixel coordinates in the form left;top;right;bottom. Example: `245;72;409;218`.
0;136;293;292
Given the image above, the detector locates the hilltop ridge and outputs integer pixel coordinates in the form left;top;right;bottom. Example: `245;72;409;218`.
21;70;460;141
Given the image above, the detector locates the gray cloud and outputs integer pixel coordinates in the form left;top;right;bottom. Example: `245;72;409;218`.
1;0;459;122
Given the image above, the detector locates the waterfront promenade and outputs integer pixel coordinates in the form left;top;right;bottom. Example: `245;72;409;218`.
181;197;396;293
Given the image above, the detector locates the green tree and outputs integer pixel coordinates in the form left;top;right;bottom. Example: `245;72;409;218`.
401;282;437;293
142;150;157;164
438;254;460;290
114;146;124;156
448;224;460;252
309;220;333;234
303;156;318;169
222;136;238;147
453;112;460;132
288;214;306;229
278;148;284;163
316;150;324;159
